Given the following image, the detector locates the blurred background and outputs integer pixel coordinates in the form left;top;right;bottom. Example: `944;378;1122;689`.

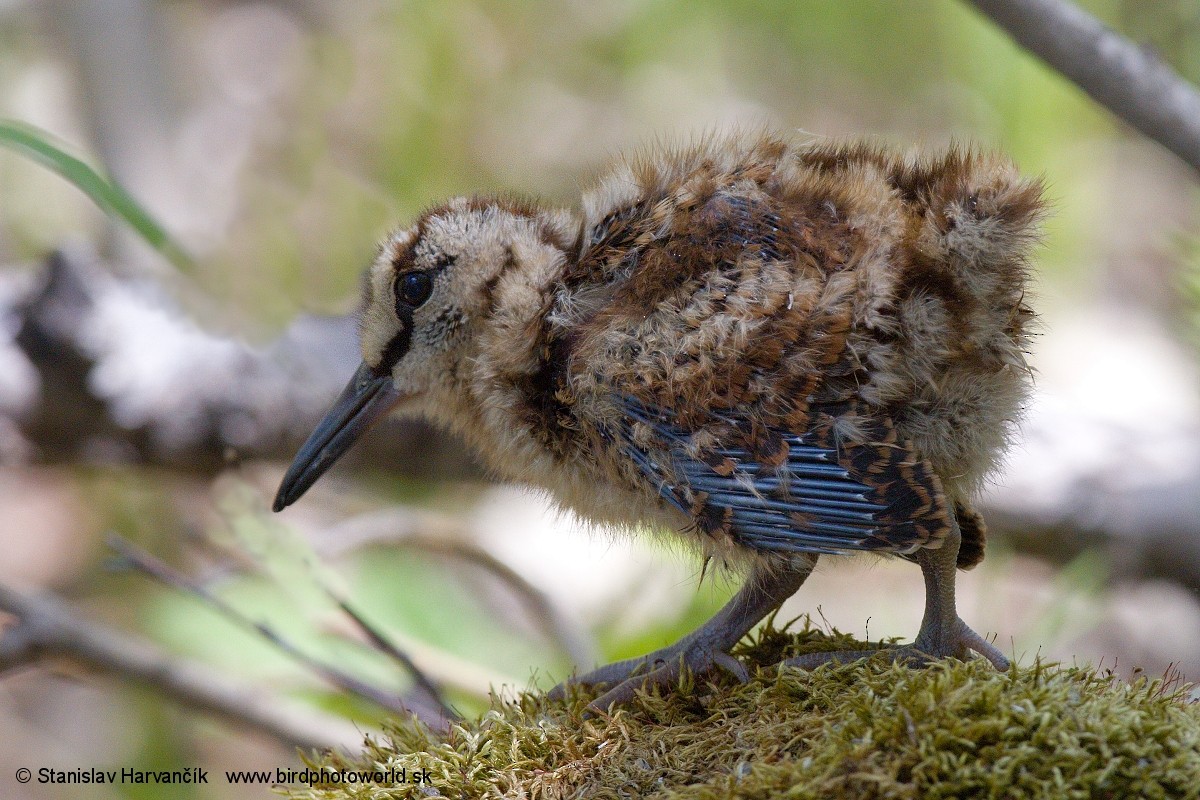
3;1;1200;798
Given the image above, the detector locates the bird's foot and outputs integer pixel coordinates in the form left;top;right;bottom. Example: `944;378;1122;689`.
782;616;1009;671
549;561;814;712
549;636;748;712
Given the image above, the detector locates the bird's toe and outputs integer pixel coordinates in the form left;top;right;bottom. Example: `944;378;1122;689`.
780;618;1009;672
549;640;747;712
913;616;1010;670
547;653;661;702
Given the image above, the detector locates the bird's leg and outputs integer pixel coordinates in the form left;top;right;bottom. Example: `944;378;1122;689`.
551;556;816;711
908;520;1010;668
784;519;1009;670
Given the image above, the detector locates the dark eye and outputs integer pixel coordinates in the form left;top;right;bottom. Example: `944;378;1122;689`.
398;271;433;307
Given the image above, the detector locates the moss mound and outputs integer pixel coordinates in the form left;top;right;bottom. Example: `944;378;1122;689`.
285;625;1200;799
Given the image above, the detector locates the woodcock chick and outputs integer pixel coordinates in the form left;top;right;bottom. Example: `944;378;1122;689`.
274;130;1044;710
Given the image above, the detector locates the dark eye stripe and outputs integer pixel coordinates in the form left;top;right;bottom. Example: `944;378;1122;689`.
375;252;454;376
372;321;412;378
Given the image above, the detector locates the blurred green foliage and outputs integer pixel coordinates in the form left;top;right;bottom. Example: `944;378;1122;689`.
7;1;1197;325
0;119;194;269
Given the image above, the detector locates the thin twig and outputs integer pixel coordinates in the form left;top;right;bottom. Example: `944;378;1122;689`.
422;537;598;665
967;0;1200;174
107;534;451;726
0;581;361;751
325;591;456;721
190;521;459;720
317;508;598;668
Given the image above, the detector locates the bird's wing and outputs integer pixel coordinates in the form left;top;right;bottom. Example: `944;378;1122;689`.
612;395;949;557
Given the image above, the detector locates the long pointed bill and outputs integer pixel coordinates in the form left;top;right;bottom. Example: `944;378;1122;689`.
273;361;403;512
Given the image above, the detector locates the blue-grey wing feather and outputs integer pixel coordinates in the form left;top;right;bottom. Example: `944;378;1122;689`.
612;395;930;556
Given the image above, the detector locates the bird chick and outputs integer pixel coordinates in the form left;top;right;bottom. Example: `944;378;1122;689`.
274;131;1044;710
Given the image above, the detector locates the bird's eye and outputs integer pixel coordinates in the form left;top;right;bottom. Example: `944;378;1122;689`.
398;271;434;307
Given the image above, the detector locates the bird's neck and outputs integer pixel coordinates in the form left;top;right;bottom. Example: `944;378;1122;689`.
426;228;584;487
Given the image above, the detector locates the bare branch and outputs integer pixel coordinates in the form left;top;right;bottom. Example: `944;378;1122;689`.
967;0;1200;174
107;534;456;728
189;520;463;719
0;581;362;751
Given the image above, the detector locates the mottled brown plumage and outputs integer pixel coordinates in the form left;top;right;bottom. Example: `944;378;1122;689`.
274;130;1045;710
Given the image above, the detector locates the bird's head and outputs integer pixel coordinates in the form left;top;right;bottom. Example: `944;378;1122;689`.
273;196;577;512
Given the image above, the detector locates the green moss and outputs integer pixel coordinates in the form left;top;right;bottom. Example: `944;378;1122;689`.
284;624;1200;799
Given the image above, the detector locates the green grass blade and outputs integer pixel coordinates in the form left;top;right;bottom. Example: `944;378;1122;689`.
0;119;194;271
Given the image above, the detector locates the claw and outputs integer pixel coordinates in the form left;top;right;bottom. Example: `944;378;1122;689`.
713;650;750;682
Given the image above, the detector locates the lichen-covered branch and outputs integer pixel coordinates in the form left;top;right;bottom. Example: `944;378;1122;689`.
1;246;475;477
